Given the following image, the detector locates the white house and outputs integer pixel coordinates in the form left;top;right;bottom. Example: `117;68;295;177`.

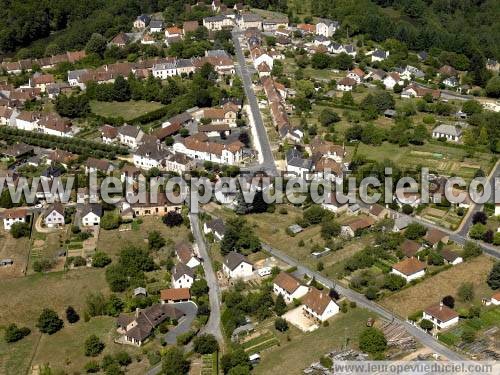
441;249;463;266
337;77;356;92
203;15;235;31
347;68;365;83
173;134;243;165
371;49;389;62
223;252;253;279
315;19;338;37
118;124;144;149
495;203;500;216
273;272;309;303
1;208;27;231
285;148;312;178
14;111;39;131
44;203;65;228
423;302;459;329
175;243;201;269
133;142;171;171
152;62;178;79
203;218;225;241
172;263;194;289
80;204;103;227
391;257;426;282
302;287;339;322
491;291;500;305
134;14;151;29
383;72;403;90
252;49;274;70
149;20;164;33
432;124;462;142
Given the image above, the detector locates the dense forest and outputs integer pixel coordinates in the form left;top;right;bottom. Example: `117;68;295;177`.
310;0;500;62
1;0;498;74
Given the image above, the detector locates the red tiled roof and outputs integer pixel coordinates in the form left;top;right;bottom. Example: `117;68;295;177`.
392;257;426;276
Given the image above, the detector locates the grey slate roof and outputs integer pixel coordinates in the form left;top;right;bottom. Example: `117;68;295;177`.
81;203;103;218
286;148;312;170
135;142;170;161
137;14;151;25
118;124;141;138
317;18;339;27
206;218;225;235
172;262;194;281
224;251;252;271
149;20;164;29
432;124;462;137
373;49;388;59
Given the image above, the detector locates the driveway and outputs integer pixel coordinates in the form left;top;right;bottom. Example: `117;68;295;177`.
164;301;198;345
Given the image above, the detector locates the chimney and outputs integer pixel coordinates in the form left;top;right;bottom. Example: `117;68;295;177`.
135;307;140;318
439;301;443;310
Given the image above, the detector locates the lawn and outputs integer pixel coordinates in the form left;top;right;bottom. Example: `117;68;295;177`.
96;216;191;259
253;307;374;375
0;269;109;374
0;229;31;278
90;100;164;121
347;142;493;181
380;255;496;318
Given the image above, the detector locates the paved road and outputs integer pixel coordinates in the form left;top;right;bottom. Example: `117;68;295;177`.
232;31;278;177
164;301;198;345
260;243;465;361
189;213;224;344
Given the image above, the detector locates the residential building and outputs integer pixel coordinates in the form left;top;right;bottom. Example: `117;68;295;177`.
44;203;65;228
1;208;27;230
129;193;181;217
100;125;119;144
133;142;170;171
173;133;244;165
152;62;178;79
80;203;103;227
432;124;462;142
322;192;348;214
315;19;338;37
423;302;459;329
285;148;312;178
203;15;235;30
160;288;191;303
341;217;375;237
172;263;194;289
85;158;114;175
383;72;403;90
337;77;356;91
347;68;365;83
237;13;262;30
391;257;426;282
203;218;225;241
401;83;440;100
273;272;309;303
262;18;288;32
118;124;144;149
134;14;151;29
368;204;387;220
117;304;184;346
302;287;339;322
175;242;201;269
223;252;253;279
30;73;55;92
149;20;164;33
491;291;500;305
371;49;389;62
423;228;449;248
441;249;463;265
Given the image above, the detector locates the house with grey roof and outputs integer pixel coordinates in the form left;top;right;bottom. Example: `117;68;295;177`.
371;49;389;62
134;15;151;29
149;20;164;33
223;252;253;279
172;262;194;288
432;124;462;142
152;62;178;79
316;18;339;37
203;218;226;240
285;148;312;178
117;304;184;346
80;203;103;227
117;124;144;149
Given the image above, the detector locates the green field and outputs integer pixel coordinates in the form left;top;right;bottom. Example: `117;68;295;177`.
347;142;493;180
90;100;164;121
253;307;375;375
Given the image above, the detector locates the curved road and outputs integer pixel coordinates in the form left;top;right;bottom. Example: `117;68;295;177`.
260;243;465;361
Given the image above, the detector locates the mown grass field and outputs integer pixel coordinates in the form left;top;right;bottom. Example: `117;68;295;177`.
346;142;493;181
0;269;110;374
253;307;374;375
90;100;164;121
96;216;191;259
381;255;495;318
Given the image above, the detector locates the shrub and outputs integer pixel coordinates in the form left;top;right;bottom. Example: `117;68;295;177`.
84;335;105;356
457;282;474;302
92;252;112;268
33;258;54;273
4;324;30;343
461;328;476;343
10;222;31;238
274;317;289;332
114;351;132;366
419;319;434;331
84;361;100;373
442;296;455;308
66;306;80;324
37;309;63;334
101;212;121;230
176;330;196;345
487;262;500;289
162;211;183;227
408;310;423;322
359;327;387;354
193;334;219;354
